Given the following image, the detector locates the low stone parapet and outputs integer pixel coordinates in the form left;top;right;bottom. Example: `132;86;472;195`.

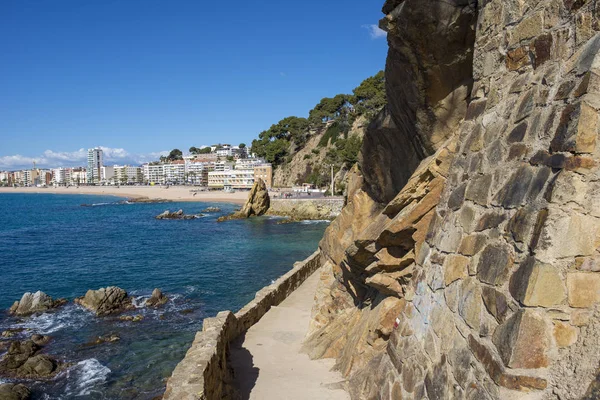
267;198;344;220
163;250;323;399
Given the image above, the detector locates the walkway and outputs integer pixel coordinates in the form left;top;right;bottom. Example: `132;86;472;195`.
229;270;349;400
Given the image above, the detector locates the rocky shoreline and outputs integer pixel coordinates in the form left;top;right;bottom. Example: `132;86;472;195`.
0;286;171;398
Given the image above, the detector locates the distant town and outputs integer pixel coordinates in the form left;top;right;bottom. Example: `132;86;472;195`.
0;144;274;191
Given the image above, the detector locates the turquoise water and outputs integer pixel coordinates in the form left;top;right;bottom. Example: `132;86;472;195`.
0;193;327;399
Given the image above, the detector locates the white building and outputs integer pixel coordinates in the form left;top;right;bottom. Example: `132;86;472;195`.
185;161;212;186
52;168;72;186
208;169;254;190
143;164;165;185
214;161;234;172
114;166;143;184
101;166;115;183
235;158;266;170
164;162;186;184
87;148;103;184
71;168;87;185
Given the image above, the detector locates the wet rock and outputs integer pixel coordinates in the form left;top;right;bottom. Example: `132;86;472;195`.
30;334;51;346
8;291;67;316
0;340;63;379
85;333;121;347
0;383;31;400
75;286;134;316
201;207;221;213
146;288;168;308
119;315;144;322
155;210;201;220
1;329;25;339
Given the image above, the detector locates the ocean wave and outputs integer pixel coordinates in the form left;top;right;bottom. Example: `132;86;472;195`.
300;219;331;224
16;305;90;335
62;359;111;397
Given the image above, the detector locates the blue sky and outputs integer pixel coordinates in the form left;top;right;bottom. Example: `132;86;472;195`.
0;0;388;169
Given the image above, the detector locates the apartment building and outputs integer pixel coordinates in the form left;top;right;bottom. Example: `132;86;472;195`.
114;166;143;184
208;169;255;190
87;148;103;184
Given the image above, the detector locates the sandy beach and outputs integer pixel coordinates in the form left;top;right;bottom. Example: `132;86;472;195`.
0;186;248;205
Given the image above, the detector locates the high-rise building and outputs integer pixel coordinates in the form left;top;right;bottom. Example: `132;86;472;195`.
87;148;103;184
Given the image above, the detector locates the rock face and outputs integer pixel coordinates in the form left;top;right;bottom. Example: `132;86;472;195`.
0;384;31;400
306;0;600;399
75;286;133;316
9;291;67;316
146;288;168;307
238;178;270;217
218;179;270;221
155;210;201;220
0;340;63;379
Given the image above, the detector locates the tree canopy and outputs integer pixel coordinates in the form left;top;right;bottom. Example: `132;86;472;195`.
167;149;183;161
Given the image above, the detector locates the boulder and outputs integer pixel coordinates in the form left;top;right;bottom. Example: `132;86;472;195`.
85;333;120;347
201;207;221;213
155;210;201;220
8;291;67;316
0;340;63;379
218;179;270;221
30;335;51;346
75;286;134;316
0;384;31;400
146;288;168;307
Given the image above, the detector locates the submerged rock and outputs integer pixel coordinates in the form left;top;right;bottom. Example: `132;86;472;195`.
75;286;134;316
201;207;221;213
8;291;67;317
0;340;63;379
155;210;202;220
0;383;31;400
119;315;144;322
127;196;171;204
146;288;168;307
218;179;270;221
85;333;120;347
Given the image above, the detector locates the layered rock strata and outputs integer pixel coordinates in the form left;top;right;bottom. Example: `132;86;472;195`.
306;0;600;399
75;286;134;316
9;291;67;316
218;178;270;221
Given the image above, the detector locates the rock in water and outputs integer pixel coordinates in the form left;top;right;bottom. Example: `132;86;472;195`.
8;291;67;316
218;179;270;221
0;340;63;379
146;288;168;307
0;383;31;400
155;210;201;220
201;207;221;213
74;286;133;316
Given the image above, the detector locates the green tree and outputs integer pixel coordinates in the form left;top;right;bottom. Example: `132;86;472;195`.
199;147;212;154
239;143;246;149
189;146;199;154
308;94;353;126
351;71;386;117
167;149;183;161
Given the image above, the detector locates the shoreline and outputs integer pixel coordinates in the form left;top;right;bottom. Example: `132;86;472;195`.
0;186;248;205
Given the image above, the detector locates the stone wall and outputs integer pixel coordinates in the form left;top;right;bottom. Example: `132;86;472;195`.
267;198;345;220
305;0;600;399
163;250;323;400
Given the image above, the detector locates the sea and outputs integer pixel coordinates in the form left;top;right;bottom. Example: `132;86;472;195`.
0;193;328;399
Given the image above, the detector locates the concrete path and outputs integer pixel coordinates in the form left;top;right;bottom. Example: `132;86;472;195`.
230;270;349;400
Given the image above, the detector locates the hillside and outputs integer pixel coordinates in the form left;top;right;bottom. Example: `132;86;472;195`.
251;72;385;192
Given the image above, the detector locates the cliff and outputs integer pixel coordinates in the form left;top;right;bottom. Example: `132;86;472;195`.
273;116;369;189
305;0;600;399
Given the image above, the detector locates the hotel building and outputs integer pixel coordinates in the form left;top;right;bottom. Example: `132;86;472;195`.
87;148;104;184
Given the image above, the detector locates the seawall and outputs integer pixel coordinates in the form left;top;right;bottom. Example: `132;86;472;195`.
163;250;323;399
267;198;344;220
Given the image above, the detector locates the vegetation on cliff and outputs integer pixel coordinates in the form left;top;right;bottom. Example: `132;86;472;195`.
250;71;386;189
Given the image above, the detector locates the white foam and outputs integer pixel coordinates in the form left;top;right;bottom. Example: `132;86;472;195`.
300;219;331;224
64;359;110;397
18;305;90;335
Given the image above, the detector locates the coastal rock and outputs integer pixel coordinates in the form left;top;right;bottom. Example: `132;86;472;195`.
218;179;270;221
127;196;171;204
155;210;202;220
30;334;51;346
0;340;63;379
85;333;120;347
119;315;144;322
201;207;221;213
75;286;134;316
8;291;67;316
0;383;31;400
146;288;168;307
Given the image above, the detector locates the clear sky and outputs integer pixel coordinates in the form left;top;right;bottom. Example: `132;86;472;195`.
0;0;388;169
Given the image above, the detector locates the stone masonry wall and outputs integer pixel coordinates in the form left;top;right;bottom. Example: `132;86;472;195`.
267;198;345;220
305;0;600;399
163;251;323;400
